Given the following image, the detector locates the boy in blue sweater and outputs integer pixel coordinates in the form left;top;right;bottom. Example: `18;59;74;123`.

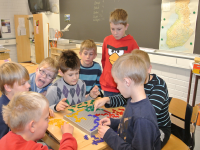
98;54;160;150
0;62;30;139
79;39;102;95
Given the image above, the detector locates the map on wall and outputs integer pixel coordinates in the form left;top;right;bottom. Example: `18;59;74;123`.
159;0;199;53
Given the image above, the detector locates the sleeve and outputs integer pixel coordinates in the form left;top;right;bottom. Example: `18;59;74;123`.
0;113;9;139
110;118;120;131
101;39;106;69
104;118;159;150
59;133;77;150
105;94;127;108
148;84;168;114
46;86;60;111
96;64;102;91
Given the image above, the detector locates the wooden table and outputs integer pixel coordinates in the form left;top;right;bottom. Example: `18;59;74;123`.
42;99;125;150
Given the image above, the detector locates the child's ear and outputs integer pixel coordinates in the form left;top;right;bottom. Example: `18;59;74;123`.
29;121;35;133
59;70;64;77
148;65;152;74
124;77;131;87
4;84;12;92
125;24;129;30
79;51;82;56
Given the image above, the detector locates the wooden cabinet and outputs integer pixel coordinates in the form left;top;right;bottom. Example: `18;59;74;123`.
51;47;80;61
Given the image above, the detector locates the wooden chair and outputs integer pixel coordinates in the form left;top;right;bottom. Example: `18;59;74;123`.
162;98;199;150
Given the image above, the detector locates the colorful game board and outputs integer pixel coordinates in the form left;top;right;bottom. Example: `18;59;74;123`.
63;105;120;136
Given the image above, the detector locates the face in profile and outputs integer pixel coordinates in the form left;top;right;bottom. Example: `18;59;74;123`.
10;79;30;95
33;105;49;141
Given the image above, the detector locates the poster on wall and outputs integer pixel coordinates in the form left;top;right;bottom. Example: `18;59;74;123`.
1;19;11;33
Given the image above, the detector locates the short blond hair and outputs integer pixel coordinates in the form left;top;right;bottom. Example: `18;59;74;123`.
80;39;97;54
38;57;59;78
0;62;29;94
131;49;151;69
59;50;80;73
112;53;147;85
2;91;49;132
109;9;128;26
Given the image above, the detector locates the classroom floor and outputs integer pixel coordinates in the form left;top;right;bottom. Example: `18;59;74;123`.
194;125;200;150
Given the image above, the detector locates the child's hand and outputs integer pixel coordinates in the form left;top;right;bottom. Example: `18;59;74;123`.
89;85;100;99
98;124;110;138
49;108;54;118
61;122;74;135
99;117;111;126
94;97;110;112
56;98;69;111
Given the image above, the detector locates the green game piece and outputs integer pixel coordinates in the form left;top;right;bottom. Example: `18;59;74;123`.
161;38;163;41
65;99;70;105
162;26;164;29
85;105;94;112
90;100;95;104
193;11;196;14
68;109;75;112
71;105;76;108
190;42;192;45
77;105;88;108
84;102;88;104
163;18;166;21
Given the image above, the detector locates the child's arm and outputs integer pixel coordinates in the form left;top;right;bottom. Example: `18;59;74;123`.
59;122;77;150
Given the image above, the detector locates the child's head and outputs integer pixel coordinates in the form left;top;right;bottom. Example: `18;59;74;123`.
111;53;147;96
59;50;80;85
131;49;151;70
35;57;59;89
2;91;49;141
79;39;97;67
0;62;30;95
109;9;129;40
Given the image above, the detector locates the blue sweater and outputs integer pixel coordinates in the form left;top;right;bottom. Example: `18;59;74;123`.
79;61;102;94
103;98;161;150
0;95;10;139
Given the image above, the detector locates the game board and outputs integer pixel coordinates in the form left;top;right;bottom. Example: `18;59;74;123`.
63;105;120;136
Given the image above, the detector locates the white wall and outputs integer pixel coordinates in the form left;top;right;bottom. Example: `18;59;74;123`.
0;0;32;62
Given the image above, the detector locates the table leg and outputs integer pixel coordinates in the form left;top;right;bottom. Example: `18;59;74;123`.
192;76;200;107
187;70;193;104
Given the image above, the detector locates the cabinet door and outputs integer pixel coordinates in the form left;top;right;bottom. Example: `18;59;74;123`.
33;14;44;63
14;15;31;62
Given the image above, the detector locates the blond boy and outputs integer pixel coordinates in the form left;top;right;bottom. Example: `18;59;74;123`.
100;9;139;97
79;39;102;95
0;91;77;150
0;62;30;139
98;54;160;150
46;50;99;112
29;57;59;96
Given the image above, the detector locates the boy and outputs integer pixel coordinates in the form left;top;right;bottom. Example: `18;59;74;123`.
0;91;77;150
100;9;139;97
29;57;59;96
79;39;102;95
98;54;160;150
95;49;171;148
46;50;99;112
0;62;30;139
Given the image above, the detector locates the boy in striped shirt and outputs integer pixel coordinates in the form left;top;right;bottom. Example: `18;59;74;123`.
79;39;102;96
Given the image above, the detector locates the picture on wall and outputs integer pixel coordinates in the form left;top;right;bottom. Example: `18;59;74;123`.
1;19;11;33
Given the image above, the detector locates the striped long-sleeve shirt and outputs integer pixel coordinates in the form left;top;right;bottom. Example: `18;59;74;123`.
108;74;171;128
79;61;102;94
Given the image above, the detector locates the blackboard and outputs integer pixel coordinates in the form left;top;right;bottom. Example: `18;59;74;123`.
60;0;200;54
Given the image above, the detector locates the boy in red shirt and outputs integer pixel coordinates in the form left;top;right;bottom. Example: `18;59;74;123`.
100;9;139;97
0;91;77;150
